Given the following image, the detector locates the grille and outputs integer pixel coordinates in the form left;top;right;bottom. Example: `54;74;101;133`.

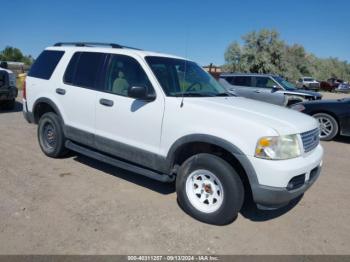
301;128;320;153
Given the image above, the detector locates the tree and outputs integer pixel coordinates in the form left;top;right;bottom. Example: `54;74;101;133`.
0;46;33;65
223;29;350;82
223;42;244;72
225;29;285;75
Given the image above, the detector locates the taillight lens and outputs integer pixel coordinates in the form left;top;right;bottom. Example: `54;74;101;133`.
23;80;26;99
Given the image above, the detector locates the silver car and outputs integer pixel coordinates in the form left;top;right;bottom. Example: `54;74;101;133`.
219;73;322;106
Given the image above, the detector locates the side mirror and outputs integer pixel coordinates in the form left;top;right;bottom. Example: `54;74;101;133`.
271;85;280;93
128;86;155;101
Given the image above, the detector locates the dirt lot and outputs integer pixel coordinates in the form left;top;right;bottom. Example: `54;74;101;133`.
0;92;349;255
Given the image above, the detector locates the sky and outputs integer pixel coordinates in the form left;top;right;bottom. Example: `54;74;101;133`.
2;0;350;65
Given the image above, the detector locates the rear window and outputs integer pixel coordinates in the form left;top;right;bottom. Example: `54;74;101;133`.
28;50;64;80
64;52;106;89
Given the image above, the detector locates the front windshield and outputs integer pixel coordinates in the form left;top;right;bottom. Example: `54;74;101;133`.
273;76;297;91
145;56;228;97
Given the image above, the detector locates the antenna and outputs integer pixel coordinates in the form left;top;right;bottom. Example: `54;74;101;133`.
180;22;189;108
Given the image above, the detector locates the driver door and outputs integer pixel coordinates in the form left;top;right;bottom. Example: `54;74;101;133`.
94;54;164;169
252;76;286;106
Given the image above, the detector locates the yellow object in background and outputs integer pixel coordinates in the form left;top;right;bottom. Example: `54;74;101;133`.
17;73;27;89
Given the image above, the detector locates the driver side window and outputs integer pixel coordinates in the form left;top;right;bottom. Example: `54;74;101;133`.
105;54;154;97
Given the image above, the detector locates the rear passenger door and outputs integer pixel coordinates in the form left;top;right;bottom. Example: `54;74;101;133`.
223;76;255;99
94;54;164;170
58;51;107;147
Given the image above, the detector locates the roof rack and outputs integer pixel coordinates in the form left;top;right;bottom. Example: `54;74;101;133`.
53;42;141;50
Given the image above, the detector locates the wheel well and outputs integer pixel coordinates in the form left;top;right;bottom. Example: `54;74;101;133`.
33;102;57;123
173;142;252;197
312;111;340;132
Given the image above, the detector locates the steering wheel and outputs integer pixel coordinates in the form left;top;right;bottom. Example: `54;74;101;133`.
186;82;202;92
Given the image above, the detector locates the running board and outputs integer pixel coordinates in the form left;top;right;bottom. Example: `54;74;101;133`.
65;140;175;183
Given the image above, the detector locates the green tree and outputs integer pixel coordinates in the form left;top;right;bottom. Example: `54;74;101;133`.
224;42;244;72
0;46;33;65
225;29;285;75
223;29;350;82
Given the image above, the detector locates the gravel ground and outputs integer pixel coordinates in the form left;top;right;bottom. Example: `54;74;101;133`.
0;92;349;254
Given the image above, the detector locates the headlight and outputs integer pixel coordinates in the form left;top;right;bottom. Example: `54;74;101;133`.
255;135;301;160
290;103;305;112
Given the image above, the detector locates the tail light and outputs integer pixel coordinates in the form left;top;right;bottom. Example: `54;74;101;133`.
22;79;26;99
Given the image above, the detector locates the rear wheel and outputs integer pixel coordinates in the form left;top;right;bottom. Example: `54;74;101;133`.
38;112;68;157
176;153;244;225
313;113;338;141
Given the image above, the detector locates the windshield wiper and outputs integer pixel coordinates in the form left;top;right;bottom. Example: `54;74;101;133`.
215;93;233;97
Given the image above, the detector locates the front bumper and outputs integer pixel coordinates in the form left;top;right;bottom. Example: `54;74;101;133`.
249;144;323;207
252;164;321;207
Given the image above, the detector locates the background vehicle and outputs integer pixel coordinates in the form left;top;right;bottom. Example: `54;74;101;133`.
291;98;350;140
219;73;322;106
320;78;344;92
0;64;18;110
23;42;323;225
297;77;320;90
335;82;350;93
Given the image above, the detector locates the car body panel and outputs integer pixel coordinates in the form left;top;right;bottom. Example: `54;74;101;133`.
24;45;323;207
219;77;286;106
296;98;350;137
220;74;321;106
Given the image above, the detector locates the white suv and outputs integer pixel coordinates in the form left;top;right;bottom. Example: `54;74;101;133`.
297;77;320;90
23;42;323;225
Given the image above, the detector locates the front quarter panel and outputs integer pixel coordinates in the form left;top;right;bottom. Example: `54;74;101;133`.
160;97;278;158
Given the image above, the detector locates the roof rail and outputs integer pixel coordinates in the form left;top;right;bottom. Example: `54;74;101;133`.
53;42;141;50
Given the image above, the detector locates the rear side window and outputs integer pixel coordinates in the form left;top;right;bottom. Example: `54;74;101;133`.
64;52;106;89
28;50;64;80
229;76;252;87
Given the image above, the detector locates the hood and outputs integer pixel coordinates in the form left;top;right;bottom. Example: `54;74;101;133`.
284;89;322;97
302;98;349;105
185;96;318;135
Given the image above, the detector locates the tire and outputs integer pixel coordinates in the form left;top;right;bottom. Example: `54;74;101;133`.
37;112;68;158
176;153;244;225
313;113;338;141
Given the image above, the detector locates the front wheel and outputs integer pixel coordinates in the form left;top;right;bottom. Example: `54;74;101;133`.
313;113;338;141
176;153;244;225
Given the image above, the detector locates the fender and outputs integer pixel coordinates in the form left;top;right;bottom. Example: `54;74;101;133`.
32;97;64;124
166;134;259;187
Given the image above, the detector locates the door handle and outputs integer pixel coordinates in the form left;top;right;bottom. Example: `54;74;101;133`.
99;98;114;107
254;90;261;93
56;88;66;95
